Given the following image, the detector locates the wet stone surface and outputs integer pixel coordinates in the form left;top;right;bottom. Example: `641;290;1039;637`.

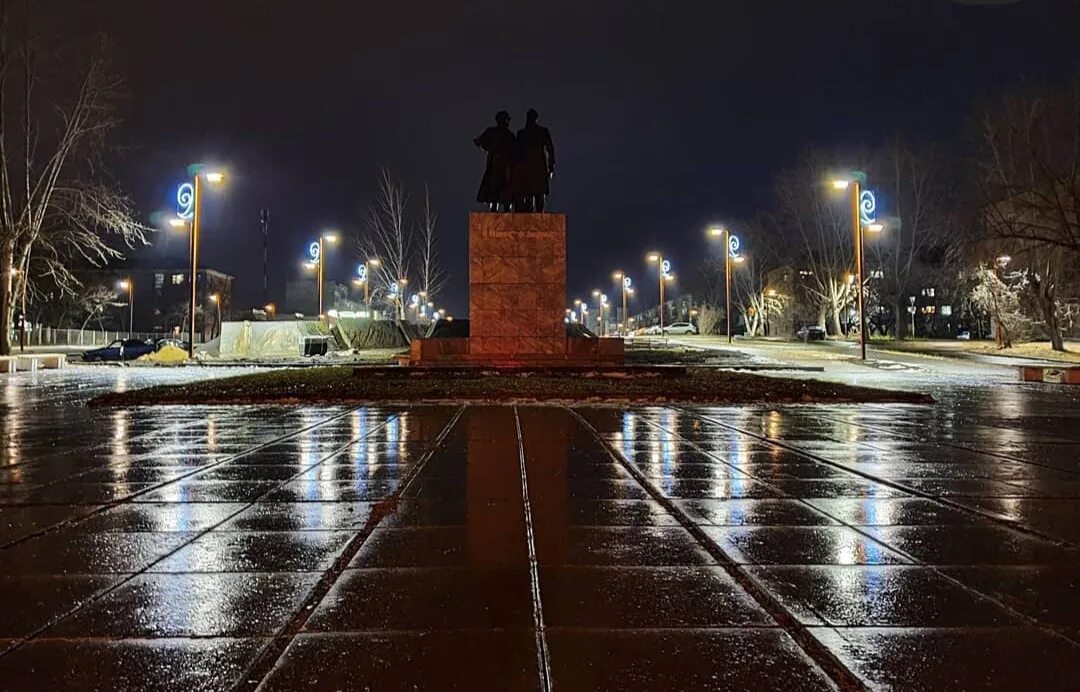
0;366;1078;689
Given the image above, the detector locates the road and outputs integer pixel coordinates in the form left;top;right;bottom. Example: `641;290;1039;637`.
0;365;1078;690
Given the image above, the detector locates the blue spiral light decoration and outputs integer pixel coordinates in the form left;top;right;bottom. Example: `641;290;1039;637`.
859;190;877;226
661;259;672;276
176;182;194;220
357;264;367;281
727;234;742;259
623;276;632;289
308;242;321;262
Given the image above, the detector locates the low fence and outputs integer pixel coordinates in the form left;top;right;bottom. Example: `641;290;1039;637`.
16;327;171;348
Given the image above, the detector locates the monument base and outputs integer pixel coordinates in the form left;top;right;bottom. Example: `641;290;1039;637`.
405;335;625;367
408;212;624;367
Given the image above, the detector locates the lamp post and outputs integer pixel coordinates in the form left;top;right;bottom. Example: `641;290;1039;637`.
117;278;133;337
708;228;746;344
573;298;586;324
174;170;225;359
357;257;381;308
832;178;884;360
308;231;339;317
208;293;221;339
592;289;609;336
613;271;633;336
264;303;276;319
646;253;674;335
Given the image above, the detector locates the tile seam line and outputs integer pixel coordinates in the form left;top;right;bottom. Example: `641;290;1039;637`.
238;405;466;692
0;407;359;551
565;405;868;692
0;408;387;658
677;406;1080;552
513;406;555;692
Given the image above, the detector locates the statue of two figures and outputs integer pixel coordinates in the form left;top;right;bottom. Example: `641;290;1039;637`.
474;109;555;212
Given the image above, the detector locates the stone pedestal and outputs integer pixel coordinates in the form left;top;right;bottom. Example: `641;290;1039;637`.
469;212;566;360
405;212;624;367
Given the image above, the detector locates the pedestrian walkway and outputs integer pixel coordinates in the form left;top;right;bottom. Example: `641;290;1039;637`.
1;369;1079;689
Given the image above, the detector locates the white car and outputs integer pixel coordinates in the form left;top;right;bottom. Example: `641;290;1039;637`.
644;324;663;335
663;322;698;335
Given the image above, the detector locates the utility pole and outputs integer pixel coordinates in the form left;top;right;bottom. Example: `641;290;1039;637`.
260;209;270;306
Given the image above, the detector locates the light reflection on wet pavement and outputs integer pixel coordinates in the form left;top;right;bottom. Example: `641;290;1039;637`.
1;368;1079;690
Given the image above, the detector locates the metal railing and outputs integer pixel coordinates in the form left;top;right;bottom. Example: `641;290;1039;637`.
15;327;172;348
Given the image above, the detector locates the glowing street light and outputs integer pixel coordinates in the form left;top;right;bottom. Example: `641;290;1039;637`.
174;168;226;358
592;289;610;336
208;293;222;339
708;227;746;344
264;303;276;318
613;271;634;336
646;252;675;335
307;230;339;317
355;257;381;307
117;278;133;337
831;174;885;360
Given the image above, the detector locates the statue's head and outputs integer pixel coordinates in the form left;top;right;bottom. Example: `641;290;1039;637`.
495;110;511;126
526;108;539;124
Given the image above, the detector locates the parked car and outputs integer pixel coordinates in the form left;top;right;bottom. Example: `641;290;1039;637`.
795;325;826;341
956;330;971;340
82;339;156;362
155;337;189;351
644;324;663;335
663;322;698;335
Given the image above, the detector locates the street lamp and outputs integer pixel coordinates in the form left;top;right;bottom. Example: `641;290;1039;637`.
308;231;339;317
174;169;225;358
646;252;674;335
708;228;746;344
356;257;381;308
264;303;276;319
832;177;884;360
613;271;633;336
592;289;609;336
117;279;133;337
208;293;221;339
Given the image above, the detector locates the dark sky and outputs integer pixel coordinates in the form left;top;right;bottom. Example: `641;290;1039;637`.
42;0;1080;315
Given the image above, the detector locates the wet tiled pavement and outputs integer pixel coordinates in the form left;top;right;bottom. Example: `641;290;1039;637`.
1;368;1079;690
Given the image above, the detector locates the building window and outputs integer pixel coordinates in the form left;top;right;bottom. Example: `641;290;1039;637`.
154;273;164;292
171;273;185;285
921;287;936;298
870;269;884;279
941;305;952;317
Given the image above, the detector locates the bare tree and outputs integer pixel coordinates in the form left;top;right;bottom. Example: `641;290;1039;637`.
415;184;447;306
359;169;410;319
0;12;148;354
867;142;953;338
768;150;856;336
976;77;1080;350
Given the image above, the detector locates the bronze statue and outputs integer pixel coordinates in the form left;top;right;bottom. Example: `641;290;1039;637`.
512;108;556;212
473;110;516;211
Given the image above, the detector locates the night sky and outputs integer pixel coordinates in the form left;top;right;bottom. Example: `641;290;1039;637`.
42;0;1080;315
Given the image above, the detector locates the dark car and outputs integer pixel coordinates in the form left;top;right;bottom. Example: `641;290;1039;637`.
795;325;826;342
82;339;156;362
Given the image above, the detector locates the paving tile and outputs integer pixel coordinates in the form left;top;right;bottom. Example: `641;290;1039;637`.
262;479;399;503
674;499;838;526
540;566;771;627
0;637;264;691
0;531;197;574
804;498;980;526
350;526;528;568
538;526;716;566
649;478;783;500
703;526;910;565
133;481;282;503
941;566;1080;627
219;502;375;531
260;630;539;691
563;498;682;526
749;565;1018;626
546;629;835;691
149;531;354;572
0;505;95;544
863;525;1079;565
0;575;119;637
307;567;533;630
74;503;247;532
49;572;319;637
812;626;1080;690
